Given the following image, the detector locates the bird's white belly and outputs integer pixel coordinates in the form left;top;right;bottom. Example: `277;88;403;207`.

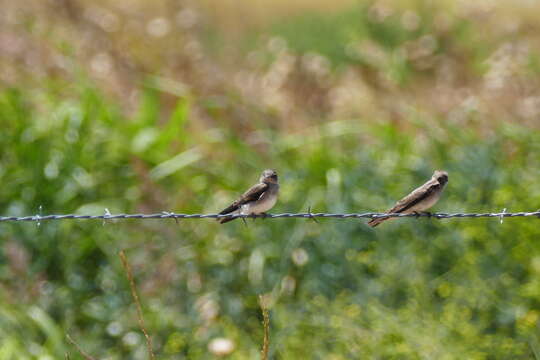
241;195;277;215
404;192;441;213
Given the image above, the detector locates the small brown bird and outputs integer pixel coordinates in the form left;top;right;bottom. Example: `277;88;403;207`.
368;170;449;227
218;169;279;224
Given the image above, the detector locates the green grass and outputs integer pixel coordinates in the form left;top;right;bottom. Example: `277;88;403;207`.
1;81;539;359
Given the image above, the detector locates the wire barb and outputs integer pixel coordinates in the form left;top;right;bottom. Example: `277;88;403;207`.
102;208;112;226
307;206;319;224
162;211;179;224
34;205;43;227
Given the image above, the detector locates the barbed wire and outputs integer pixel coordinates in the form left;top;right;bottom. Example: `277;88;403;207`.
0;210;539;223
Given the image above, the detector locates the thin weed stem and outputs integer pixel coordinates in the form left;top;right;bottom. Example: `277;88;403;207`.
259;295;270;360
119;250;156;360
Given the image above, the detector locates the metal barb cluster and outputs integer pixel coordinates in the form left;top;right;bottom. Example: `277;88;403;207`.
0;211;539;223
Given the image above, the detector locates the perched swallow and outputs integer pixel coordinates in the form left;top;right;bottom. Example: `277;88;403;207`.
368;170;449;227
218;169;279;224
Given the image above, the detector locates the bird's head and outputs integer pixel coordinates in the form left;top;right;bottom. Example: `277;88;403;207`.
433;170;448;186
260;169;278;184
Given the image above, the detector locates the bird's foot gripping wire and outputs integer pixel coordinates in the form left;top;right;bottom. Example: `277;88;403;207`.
412;211;432;219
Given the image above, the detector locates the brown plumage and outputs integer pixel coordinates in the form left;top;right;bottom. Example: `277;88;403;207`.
219;183;269;223
368;170;449;227
218;169;279;224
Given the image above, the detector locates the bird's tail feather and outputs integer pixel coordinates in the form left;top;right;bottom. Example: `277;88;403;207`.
367;217;390;227
218;209;240;224
219;215;238;224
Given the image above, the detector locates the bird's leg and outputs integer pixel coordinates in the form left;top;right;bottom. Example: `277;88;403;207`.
412;211;433;219
260;212;268;220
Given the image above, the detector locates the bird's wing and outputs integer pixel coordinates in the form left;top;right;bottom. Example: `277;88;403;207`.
219;183;269;215
387;179;440;213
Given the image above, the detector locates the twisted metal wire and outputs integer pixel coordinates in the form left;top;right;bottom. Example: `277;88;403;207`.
0;210;539;222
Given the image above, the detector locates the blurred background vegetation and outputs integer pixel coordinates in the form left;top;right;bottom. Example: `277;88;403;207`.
1;0;540;358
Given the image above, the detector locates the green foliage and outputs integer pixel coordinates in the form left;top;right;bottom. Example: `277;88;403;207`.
1;81;539;359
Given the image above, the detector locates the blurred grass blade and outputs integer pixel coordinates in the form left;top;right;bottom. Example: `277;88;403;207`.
149;147;202;180
159;98;190;146
28;306;64;357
